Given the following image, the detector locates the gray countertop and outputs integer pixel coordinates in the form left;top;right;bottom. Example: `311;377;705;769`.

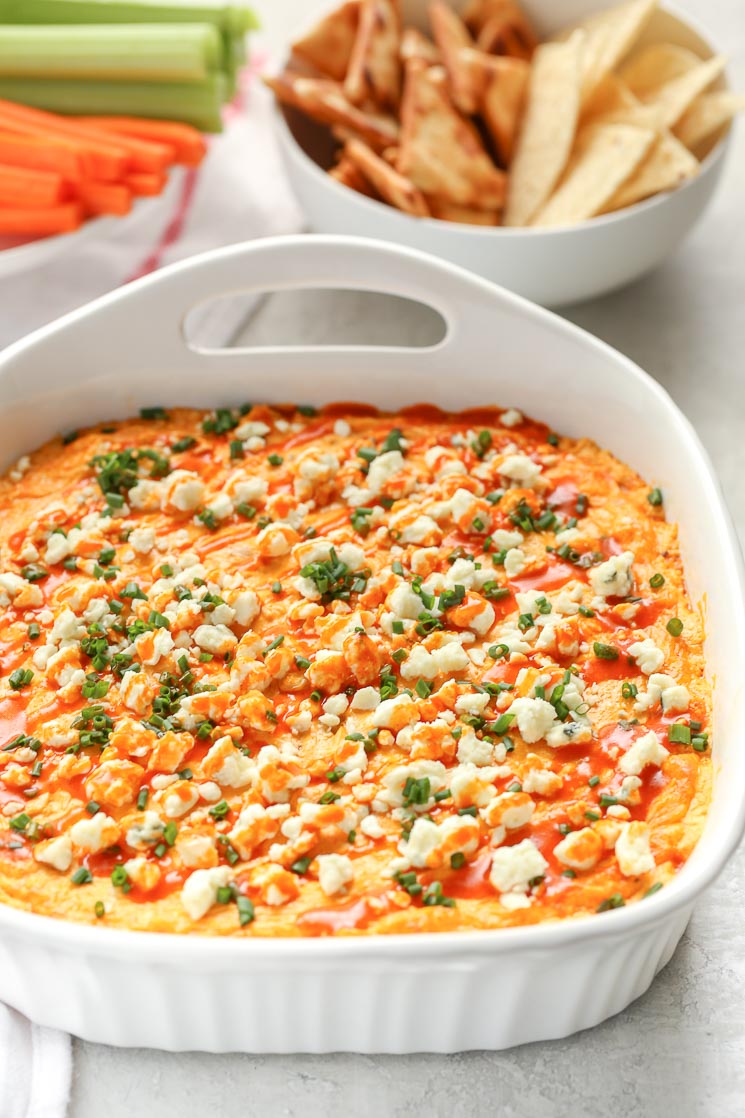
70;2;745;1114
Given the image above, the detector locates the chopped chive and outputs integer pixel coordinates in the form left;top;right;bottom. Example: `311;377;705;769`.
647;488;663;507
236;894;255;926
9;667;33;690
593;641;618;660
171;436;197;453
666;617;683;637
649;573;665;589
597;893;625;912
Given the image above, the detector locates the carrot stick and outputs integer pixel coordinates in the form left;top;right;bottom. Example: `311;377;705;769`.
0;99;172;173
67;118;175;172
124;171;167;195
0;161;64;206
77;116;206;166
0;130;84;181
0;101;128;180
0;203;81;235
74;180;132;216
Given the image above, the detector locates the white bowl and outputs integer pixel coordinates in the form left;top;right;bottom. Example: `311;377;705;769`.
0;235;743;1052
273;0;733;307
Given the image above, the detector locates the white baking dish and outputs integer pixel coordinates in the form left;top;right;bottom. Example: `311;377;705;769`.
0;235;743;1053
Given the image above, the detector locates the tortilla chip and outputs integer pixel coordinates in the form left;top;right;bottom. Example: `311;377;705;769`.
673;90;745;152
532;121;655;226
330;153;379;197
401;28;440;64
396;60;507;209
264;72;400;150
559;0;657;101
504;31;584;226
345;0;402;111
601;131;699;210
620;43;699;96
344;137;430;214
292;1;362;82
632;55;727;128
429;0;478;113
456;49;529;164
463;0;537;61
427;196;502;224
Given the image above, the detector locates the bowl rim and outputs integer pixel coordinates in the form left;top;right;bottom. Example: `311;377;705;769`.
272;0;733;238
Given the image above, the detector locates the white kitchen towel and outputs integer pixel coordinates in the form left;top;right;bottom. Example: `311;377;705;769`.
0;1005;71;1118
0;49;304;350
0;44;303;1118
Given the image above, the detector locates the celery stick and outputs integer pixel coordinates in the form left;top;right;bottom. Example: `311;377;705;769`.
0;24;225;83
0;74;227;130
0;1;259;35
223;32;246;98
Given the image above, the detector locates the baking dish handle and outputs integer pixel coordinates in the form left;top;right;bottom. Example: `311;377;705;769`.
1;235;512;379
122;233;501;360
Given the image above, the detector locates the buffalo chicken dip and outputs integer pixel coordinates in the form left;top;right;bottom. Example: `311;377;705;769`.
0;402;710;935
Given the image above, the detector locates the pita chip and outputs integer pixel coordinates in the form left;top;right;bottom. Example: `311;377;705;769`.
330;153;380;197
396;60;507;210
427;197;502;224
622;51;727;128
429;1;479;113
344;137;431;214
533;121;655;226
581;73;664;130
459;49;529;164
292;1;362;82
559;0;657;101
673;90;745;152
345;0;403;111
463;0;537;60
620;42;700;95
401;28;440;65
601;130;699;210
504;31;584;226
264;72;400;150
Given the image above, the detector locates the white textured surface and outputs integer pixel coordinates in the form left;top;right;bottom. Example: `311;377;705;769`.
67;0;745;1111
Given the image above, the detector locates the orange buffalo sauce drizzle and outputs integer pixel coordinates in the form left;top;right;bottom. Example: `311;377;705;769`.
297;890;402;935
0;696;28;748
